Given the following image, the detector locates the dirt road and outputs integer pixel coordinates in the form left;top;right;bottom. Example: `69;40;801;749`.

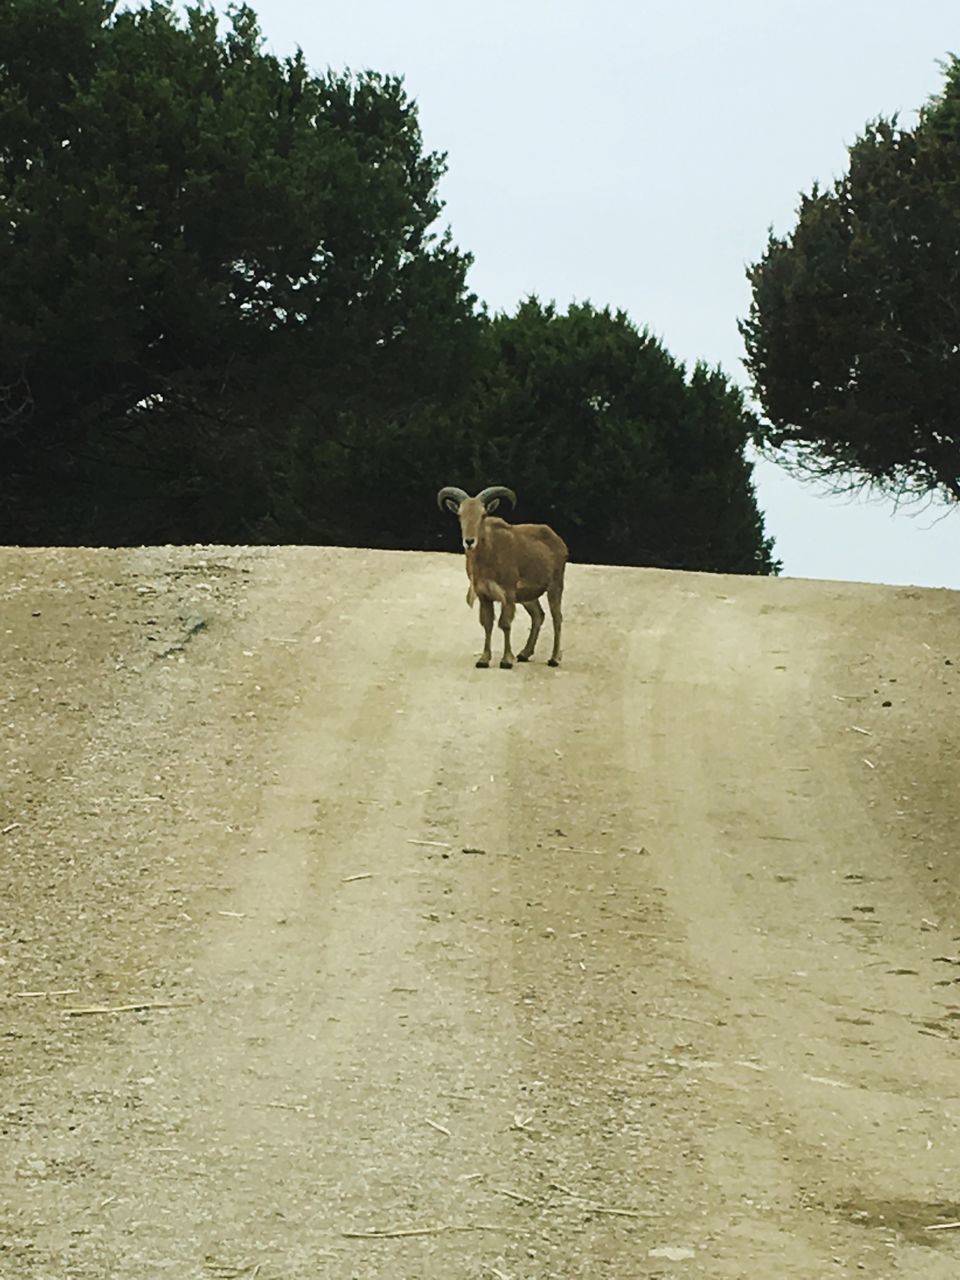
2;544;959;1279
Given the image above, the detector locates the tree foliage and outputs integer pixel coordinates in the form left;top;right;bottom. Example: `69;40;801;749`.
0;0;478;540
424;301;777;574
741;56;960;502
0;0;777;574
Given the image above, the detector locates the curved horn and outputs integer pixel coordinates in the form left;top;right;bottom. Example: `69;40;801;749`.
477;485;517;511
437;485;470;512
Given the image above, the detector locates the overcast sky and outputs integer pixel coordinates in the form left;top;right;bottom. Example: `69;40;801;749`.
217;0;959;587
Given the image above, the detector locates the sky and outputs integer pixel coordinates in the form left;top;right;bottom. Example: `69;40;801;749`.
213;0;959;587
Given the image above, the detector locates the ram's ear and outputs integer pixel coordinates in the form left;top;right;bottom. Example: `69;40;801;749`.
485;498;500;513
477;485;517;511
437;486;469;514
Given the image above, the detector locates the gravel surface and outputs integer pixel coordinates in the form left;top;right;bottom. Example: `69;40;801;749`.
2;544;959;1278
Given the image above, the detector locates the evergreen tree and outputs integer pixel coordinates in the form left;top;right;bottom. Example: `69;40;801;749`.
0;0;477;541
741;57;960;503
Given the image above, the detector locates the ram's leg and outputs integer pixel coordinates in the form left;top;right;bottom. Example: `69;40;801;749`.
516;599;545;662
546;580;563;667
498;598;517;669
476;599;494;668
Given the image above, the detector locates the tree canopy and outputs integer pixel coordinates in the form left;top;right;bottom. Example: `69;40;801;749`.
741;56;960;504
0;0;777;575
429;300;777;574
0;0;478;539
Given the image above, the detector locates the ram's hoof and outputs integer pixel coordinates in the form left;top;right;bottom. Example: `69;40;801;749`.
476;658;490;669
548;658;560;667
516;653;530;663
500;659;514;670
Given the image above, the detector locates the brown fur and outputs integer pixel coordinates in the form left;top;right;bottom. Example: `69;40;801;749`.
447;495;568;669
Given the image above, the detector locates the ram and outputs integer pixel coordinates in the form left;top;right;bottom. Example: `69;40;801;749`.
437;485;568;669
